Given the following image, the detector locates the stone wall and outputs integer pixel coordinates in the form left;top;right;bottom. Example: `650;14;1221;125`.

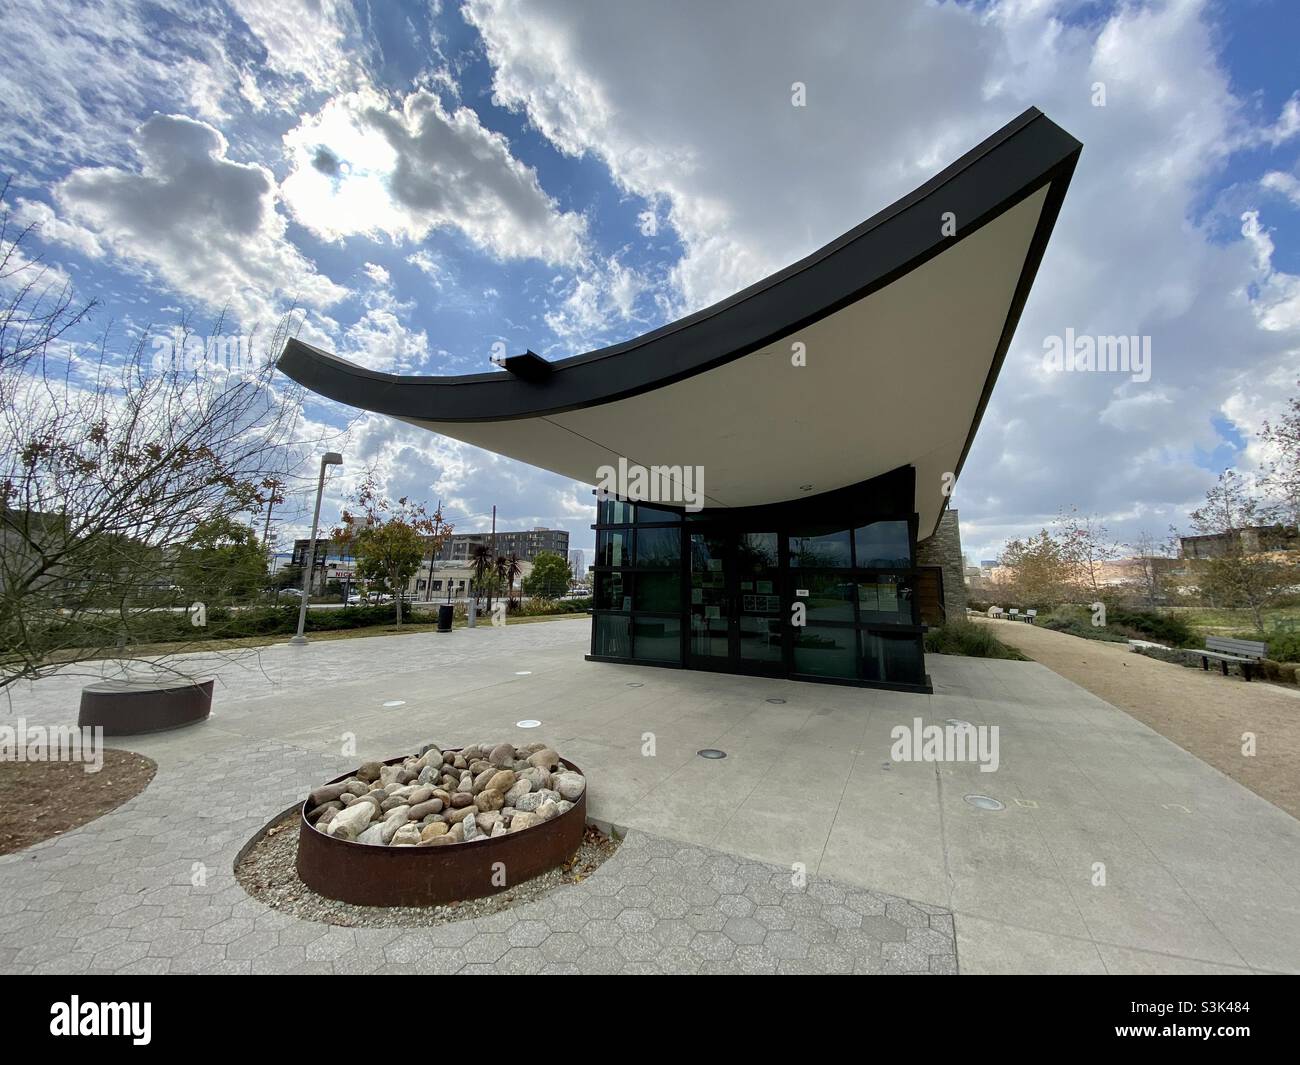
916;508;966;622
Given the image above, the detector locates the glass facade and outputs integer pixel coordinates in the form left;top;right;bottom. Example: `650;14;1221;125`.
587;468;929;691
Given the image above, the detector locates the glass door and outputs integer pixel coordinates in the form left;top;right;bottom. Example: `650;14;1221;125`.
688;530;783;673
688;531;731;666
735;532;783;673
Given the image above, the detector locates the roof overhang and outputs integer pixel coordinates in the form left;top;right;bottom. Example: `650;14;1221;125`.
278;107;1081;537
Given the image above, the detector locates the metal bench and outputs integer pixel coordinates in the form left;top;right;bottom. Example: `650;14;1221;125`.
1007;608;1020;621
987;606;1005;619
1188;635;1267;681
1023;609;1037;624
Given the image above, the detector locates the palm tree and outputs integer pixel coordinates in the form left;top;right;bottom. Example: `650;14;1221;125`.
469;542;493;605
500;553;523;608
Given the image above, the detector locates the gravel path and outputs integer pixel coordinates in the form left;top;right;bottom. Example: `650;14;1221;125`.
978;618;1300;819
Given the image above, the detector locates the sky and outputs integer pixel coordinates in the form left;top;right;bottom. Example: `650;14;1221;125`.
1;0;1298;564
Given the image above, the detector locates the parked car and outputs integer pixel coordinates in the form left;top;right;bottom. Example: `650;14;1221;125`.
345;594;363;606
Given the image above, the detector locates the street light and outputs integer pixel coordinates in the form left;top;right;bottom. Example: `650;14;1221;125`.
288;451;343;645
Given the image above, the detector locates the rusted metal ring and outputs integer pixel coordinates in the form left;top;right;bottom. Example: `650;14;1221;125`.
295;750;587;907
77;679;213;736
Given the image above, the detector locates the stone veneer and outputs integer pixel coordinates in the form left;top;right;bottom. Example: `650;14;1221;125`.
915;507;966;622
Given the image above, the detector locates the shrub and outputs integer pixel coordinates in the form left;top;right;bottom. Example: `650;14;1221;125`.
1105;608;1195;647
924;620;1028;660
1262;630;1300;663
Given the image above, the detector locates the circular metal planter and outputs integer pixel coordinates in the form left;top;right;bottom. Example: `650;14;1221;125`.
296;751;587;907
78;678;213;736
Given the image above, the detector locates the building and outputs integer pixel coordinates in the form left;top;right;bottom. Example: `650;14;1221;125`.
569;549;586;576
278;108;1080;692
434;528;568;563
1180;526;1299;560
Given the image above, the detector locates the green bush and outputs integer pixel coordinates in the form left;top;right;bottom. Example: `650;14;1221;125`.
1105;608;1195;647
924;620;1028;660
1262;630;1300;663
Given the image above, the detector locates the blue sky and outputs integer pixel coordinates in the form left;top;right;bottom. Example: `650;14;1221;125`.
2;0;1298;563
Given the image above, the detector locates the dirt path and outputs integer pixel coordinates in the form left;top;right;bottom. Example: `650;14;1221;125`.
976;618;1300;820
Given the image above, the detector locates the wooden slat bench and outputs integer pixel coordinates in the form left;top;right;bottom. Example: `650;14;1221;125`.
1187;635;1267;681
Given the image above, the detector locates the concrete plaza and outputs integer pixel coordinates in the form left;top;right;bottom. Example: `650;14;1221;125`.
2;617;1297;974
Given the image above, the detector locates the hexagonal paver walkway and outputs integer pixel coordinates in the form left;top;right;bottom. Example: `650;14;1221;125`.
0;739;954;974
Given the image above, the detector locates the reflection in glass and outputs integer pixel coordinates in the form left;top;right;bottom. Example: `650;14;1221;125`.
597;498;634;524
739;615;782;663
594;615;631;657
861;630;924;684
594;571;628;611
635;572;680;611
790;527;852;568
636;504;681;523
793;625;856;677
635;526;680;568
795;572;855;622
854;520;911;567
856;574;914;624
634;617;681;662
595;529;629;567
689;533;729;658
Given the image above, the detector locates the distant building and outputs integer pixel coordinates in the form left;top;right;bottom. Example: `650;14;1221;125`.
433;528;569;563
1179;526;1298;560
569;549;585;575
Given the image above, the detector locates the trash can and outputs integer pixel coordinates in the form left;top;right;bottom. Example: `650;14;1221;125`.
437;604;454;632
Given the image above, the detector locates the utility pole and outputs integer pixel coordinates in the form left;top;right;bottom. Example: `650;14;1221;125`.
486;504;497;616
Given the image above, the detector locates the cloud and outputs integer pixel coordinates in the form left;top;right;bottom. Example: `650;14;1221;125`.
280;86;587;265
464;0;1300;562
51;113;348;330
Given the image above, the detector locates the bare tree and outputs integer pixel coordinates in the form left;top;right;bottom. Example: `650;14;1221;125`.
0;191;326;688
1187;471;1290;632
1259;380;1300;529
1125;526;1181;608
1055;506;1121;598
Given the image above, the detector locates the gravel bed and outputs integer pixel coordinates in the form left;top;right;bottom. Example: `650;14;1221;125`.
235;812;620;928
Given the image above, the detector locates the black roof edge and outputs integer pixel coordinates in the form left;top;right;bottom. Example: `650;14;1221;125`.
278;106;1082;455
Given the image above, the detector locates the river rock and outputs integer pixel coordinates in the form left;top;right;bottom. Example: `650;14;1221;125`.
462;813;480;841
489;742;515;768
357;823;386;846
486;769;516;795
520;767;550;790
356;761;384;783
505;779;531;805
446;805;477;825
327;801;375;840
420;822;448;841
391;824;422;846
406;786;433;806
315;807;339;828
554;772;586;800
526;748;560;770
474;789;504;813
407;798;443;820
308;782;349;806
450;792;474;808
536;800;560;822
490;821;507;838
379;807;411;844
514;792;543;812
556;800;574;815
510;811;541;832
447;822;464;842
476;811;502;834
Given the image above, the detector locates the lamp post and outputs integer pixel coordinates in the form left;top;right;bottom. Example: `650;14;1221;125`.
289;451;343;645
